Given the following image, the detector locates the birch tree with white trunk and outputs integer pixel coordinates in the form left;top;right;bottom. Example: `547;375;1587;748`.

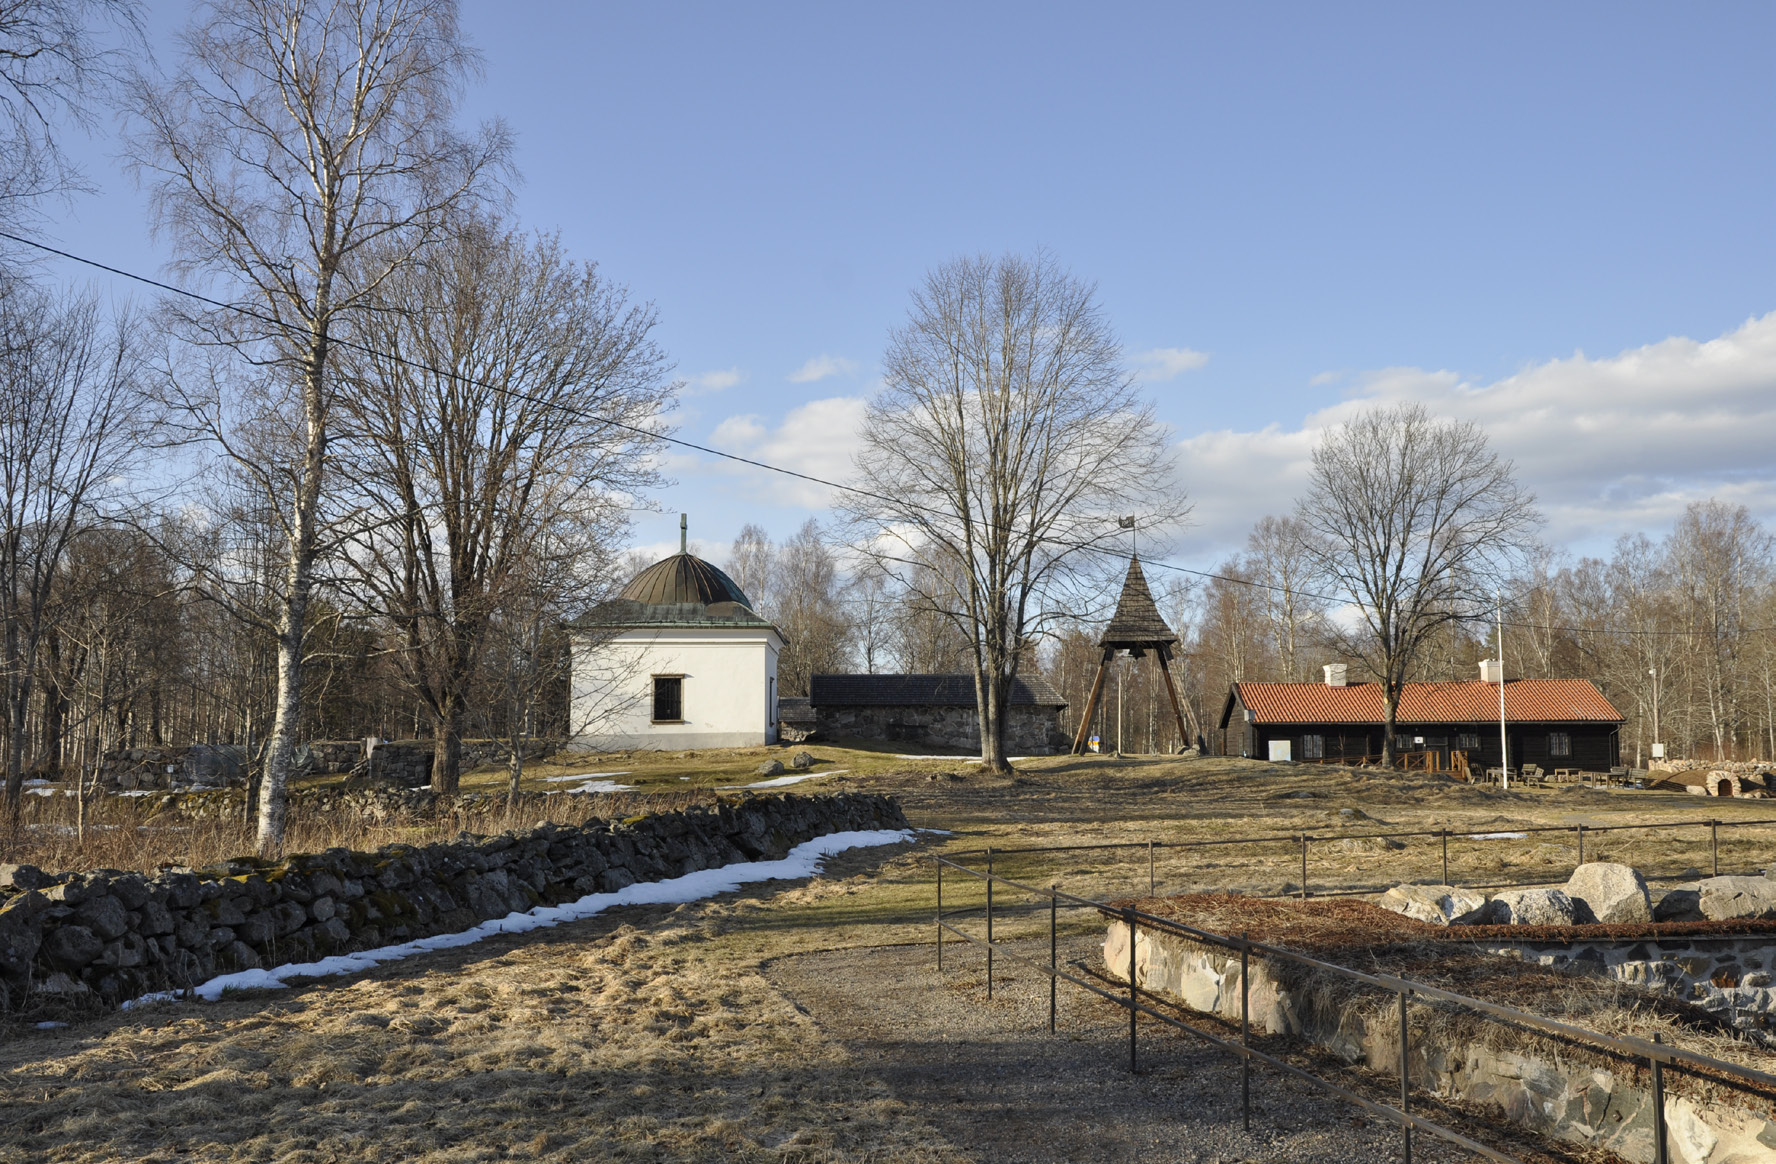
127;0;508;852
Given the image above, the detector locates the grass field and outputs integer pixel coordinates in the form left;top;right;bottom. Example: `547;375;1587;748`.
4;751;1774;1162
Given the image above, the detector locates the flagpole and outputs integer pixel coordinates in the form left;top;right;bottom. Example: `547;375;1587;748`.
1497;589;1508;791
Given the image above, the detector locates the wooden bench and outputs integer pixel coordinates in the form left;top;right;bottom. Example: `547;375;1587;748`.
1553;767;1579;781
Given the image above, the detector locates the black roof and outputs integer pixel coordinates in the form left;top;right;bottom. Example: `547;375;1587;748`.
810;673;1067;708
1100;556;1177;648
620;553;753;607
567;551;776;631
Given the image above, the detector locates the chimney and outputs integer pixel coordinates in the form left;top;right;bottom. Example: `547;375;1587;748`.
1322;664;1347;687
1479;659;1503;684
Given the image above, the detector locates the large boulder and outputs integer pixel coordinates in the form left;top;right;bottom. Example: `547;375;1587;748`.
1377;883;1487;926
1695;875;1776;921
1564;862;1652;924
1653;886;1704;922
1475;888;1577;926
756;760;786;777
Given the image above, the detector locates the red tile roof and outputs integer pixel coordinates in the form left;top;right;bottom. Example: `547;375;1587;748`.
1232;679;1623;726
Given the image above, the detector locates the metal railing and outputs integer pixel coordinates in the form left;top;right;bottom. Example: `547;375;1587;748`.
945;811;1776;900
934;848;1776;1164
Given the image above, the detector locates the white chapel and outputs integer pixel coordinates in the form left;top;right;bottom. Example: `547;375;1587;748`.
568;519;782;751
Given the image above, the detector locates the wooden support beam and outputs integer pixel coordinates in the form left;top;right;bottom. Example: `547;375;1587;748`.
1155;647;1192;754
1070;649;1114;755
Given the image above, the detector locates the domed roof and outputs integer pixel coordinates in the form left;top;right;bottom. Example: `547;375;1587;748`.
619;552;754;608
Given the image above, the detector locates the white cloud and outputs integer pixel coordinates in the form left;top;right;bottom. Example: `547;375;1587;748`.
707;396;869;507
1132;346;1210;381
788;354;858;383
685;367;744;394
1177;311;1776;561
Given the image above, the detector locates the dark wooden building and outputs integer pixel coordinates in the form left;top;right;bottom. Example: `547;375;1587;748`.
1218;667;1623;771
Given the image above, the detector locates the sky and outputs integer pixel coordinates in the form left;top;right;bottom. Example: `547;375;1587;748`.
30;1;1776;575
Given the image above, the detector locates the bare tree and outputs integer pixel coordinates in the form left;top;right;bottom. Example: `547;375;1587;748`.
846;251;1179;773
337;217;672;792
1296;402;1540;767
0;277;145;810
1668;500;1772;758
1245;514;1326;682
128;0;508;851
0;0;137;235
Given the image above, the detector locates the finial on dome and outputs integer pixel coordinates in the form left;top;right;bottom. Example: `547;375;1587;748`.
679;513;687;554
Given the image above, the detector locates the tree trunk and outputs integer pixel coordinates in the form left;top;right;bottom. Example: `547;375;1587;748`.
977;668;1013;775
256;324;328;856
257;627;303;854
1381;687;1398;768
432;700;463;794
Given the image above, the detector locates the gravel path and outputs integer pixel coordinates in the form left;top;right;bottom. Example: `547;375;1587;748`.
767;939;1487;1164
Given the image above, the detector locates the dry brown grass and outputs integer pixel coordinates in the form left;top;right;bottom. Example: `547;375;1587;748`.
0;787;723;876
8;752;1776;1161
0;851;965;1163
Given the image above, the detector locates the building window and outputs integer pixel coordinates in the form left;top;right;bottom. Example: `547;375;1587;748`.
652;675;683;722
1302;733;1324;760
1550;732;1571;758
1457;733;1480;750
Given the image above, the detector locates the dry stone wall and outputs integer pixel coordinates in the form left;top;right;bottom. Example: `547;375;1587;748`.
0;792;906;1007
1106;920;1776;1164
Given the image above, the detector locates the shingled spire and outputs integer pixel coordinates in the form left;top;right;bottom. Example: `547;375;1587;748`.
1099;555;1177;650
1070;555;1195;755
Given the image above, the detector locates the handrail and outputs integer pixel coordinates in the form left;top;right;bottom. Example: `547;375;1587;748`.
936;852;1776;1085
941;811;1776;859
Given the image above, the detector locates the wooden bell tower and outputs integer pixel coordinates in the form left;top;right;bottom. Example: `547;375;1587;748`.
1070;555;1193;755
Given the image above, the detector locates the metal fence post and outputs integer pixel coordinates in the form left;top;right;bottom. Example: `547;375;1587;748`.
1399;988;1412;1163
1049;885;1058;1034
1652;1032;1669;1164
1240;932;1251;1133
1712;820;1720;878
936;858;943;972
985;847;994;999
1440;829;1449;886
1125;907;1138;1073
1300;835;1309;899
1148;839;1156;896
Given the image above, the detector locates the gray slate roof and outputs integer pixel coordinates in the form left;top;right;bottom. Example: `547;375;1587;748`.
1100;556;1178;648
809;673;1067;708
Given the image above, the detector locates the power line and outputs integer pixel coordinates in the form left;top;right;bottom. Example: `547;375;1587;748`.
5;229;1768;642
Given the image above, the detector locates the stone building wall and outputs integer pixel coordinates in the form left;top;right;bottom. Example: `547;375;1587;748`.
0;792;906;1006
814;703;1067;753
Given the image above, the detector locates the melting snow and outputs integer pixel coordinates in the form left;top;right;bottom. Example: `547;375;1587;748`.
123;828;915;1010
1468;832;1529;840
723;769;849;790
542;771;630;783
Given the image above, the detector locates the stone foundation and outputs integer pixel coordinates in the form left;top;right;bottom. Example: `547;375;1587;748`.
1106;920;1776;1163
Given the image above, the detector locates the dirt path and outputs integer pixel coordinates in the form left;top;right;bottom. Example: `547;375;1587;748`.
766;941;1491;1164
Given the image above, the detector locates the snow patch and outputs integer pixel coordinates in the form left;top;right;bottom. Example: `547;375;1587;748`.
1468;832;1529;840
723;769;848;790
542;771;630;783
122;828;915;1010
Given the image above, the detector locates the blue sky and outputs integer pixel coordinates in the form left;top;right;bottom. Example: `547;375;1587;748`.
35;2;1776;570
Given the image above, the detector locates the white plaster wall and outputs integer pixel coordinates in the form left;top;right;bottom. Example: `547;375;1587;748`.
571;626;781;750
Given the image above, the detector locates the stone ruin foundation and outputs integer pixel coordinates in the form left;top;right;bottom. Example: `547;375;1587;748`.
1107;896;1776;1164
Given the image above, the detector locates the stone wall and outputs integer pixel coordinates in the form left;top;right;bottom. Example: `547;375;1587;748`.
1106;920;1776;1164
0;792;906;1007
95;738;561;792
815;703;1066;753
1484;935;1776;1035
